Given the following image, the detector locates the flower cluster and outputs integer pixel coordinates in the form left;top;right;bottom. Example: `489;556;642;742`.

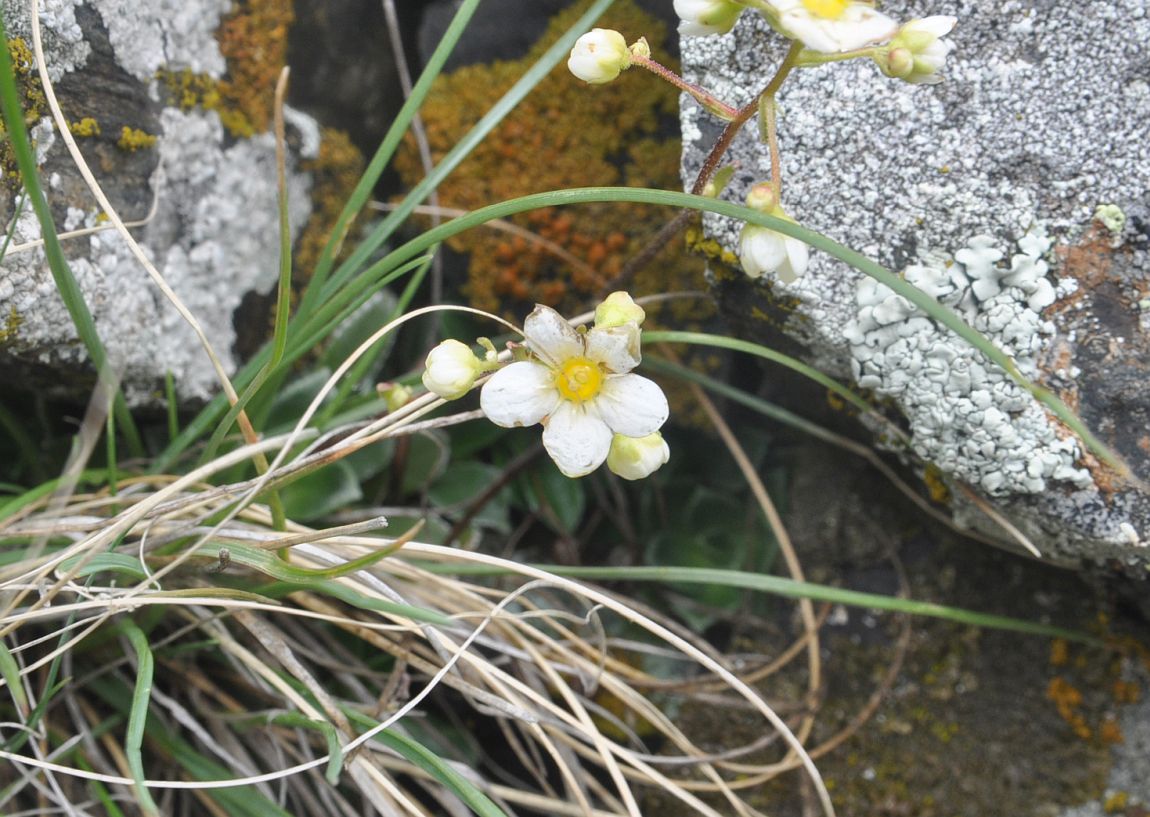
422;293;670;480
568;4;958;286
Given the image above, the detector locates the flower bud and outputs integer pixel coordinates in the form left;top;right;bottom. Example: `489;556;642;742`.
567;28;631;85
594;291;646;329
745;182;778;214
880;16;957;84
607;432;670;480
422;339;482;400
674;0;742;37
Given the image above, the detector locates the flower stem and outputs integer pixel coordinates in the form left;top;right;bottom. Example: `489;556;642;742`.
758;41;802;199
629;55;739;121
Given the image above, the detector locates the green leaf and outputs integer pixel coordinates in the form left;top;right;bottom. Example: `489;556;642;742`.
279;459;363;522
400;431;451;496
522;461;586;536
321;288;399;372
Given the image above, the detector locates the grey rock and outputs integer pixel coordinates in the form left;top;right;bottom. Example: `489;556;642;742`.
0;0;315;405
679;2;1150;567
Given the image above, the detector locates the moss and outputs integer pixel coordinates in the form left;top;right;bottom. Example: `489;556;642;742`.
68;117;101;137
116;126;157;151
393;0;709;322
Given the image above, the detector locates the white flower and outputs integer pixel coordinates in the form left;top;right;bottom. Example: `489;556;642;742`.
567;28;631;84
422;339;482;400
607;432;670;480
480;304;669;478
881;16;956;84
674;0;743;37
595;291;646;329
764;0;897;53
738;224;810;283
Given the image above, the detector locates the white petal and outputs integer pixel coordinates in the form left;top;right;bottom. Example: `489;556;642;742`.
542;402;613;477
585;323;641;373
777;236;810;284
739;226;787;278
908;15;956;38
522;305;583;368
595;374;668;437
480;361;559;428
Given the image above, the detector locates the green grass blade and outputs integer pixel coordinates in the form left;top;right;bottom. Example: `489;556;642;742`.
361;185;1124;473
311;0;620;311
0;11;143;457
0;470;107;524
0;638;27;716
295;0;485;318
119;620;159;815
644;329;874;416
267;712;343;784
342;715;509;817
424;562;1103;646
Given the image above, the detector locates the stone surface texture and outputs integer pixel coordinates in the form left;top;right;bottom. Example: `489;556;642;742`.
680;1;1150;568
0;0;314;404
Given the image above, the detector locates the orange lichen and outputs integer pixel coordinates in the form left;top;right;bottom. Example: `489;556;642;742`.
294;127;366;278
1047;676;1092;740
214;0;293;138
393;0;709;321
1098;715;1124;745
922;464;951;504
1050;638;1070;667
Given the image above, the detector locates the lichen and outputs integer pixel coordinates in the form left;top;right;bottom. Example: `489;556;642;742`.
68;117;101;137
294;127;366;279
116;126;157;151
214;0;293;138
0;307;22;345
1;38;48;191
393;0;708;323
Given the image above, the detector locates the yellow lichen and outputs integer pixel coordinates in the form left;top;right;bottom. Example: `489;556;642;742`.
117;126;157;151
393;0;709;322
922;464;951;504
68;117;101;137
0;308;22;345
1;38;48;189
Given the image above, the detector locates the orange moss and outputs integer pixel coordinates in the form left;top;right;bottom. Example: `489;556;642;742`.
393;0;709;321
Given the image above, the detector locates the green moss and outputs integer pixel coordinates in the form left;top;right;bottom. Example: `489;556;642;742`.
116;126;157;151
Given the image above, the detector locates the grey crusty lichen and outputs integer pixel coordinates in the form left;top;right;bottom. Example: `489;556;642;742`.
0;0;315;404
679;2;1150;566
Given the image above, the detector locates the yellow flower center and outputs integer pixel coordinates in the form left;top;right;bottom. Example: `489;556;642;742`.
554;357;603;403
801;0;850;19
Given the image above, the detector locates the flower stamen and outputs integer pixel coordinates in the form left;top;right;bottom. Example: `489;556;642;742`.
801;0;849;19
554;357;603;403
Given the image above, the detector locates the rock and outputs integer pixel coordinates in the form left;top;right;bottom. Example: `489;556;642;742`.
679;2;1150;568
0;0;316;405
